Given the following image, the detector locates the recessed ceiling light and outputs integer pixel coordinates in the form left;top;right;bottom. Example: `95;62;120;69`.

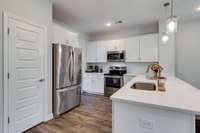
106;22;112;27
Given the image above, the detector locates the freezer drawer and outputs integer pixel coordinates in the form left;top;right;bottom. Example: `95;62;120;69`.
54;85;81;116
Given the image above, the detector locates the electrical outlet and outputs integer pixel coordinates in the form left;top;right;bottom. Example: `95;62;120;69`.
139;118;155;130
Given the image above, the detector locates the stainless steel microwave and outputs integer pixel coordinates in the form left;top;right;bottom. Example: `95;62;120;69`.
107;51;125;62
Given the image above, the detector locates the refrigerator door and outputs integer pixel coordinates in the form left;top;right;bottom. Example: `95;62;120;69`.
53;44;73;89
54;85;81;116
71;48;82;85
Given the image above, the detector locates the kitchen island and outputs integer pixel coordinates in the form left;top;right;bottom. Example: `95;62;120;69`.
111;75;200;133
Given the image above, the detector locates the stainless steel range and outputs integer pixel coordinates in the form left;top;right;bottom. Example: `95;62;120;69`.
104;66;127;97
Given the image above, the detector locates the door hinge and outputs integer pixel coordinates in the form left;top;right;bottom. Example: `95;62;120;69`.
7;73;10;79
8;117;10;124
7;28;10;34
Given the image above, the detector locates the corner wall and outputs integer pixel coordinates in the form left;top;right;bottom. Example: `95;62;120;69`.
0;0;53;132
176;18;200;88
158;20;175;76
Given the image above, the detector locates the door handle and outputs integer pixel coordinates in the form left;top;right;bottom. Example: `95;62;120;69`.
39;79;45;82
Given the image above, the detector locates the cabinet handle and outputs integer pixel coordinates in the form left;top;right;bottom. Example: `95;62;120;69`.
39;79;45;82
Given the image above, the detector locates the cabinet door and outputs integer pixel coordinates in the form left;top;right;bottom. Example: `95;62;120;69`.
82;76;91;92
140;34;158;62
86;42;97;62
115;40;125;51
105;40;116;51
105;40;125;51
96;41;107;62
125;37;140;62
93;75;104;94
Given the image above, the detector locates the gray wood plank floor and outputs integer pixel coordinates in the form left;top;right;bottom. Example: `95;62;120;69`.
24;93;112;133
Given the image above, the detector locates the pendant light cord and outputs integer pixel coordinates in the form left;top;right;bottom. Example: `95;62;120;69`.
171;0;174;17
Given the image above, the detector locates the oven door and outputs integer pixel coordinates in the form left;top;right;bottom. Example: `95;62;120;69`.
105;76;122;88
104;76;123;97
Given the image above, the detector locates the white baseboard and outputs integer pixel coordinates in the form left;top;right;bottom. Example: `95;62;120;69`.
83;90;104;95
47;113;54;121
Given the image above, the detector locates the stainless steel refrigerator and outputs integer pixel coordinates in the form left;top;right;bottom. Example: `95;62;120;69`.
52;44;82;117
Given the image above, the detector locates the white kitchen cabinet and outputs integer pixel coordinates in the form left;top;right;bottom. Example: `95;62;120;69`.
125;37;140;62
93;74;104;94
86;42;97;62
96;41;107;62
82;73;104;94
106;40;125;51
53;23;80;47
125;34;158;62
140;34;158;62
86;33;158;63
116;40;125;51
82;76;91;92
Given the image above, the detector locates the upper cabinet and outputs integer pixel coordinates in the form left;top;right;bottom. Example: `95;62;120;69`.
139;34;158;62
124;37;140;62
96;41;108;63
86;42;97;63
53;23;79;47
125;34;158;62
86;33;158;63
104;40;125;51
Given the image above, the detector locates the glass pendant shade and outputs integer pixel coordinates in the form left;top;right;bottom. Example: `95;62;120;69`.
166;16;178;34
161;33;169;43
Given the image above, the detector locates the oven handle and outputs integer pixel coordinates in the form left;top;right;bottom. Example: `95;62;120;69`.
104;75;123;79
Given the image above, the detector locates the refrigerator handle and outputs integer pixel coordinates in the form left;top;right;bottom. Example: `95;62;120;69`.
69;49;72;82
72;49;75;82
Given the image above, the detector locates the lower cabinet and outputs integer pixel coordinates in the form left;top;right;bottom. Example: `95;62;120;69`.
82;73;104;95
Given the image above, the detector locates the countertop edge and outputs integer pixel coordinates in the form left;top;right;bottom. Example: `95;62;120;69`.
111;96;200;115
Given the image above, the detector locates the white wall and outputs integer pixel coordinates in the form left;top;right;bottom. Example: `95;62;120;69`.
176;18;200;89
78;34;90;73
89;23;158;41
0;0;53;132
159;20;175;76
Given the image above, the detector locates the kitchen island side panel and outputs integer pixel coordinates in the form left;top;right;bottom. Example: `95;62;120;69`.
112;101;195;133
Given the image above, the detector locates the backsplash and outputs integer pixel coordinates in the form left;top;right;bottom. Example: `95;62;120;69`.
86;62;155;74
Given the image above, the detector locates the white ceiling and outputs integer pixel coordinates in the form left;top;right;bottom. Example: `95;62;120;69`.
53;0;200;35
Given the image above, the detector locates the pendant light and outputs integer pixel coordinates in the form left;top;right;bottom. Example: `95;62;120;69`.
166;0;178;34
161;33;169;43
161;2;170;43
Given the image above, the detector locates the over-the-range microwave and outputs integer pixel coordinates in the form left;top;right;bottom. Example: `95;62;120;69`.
107;51;125;62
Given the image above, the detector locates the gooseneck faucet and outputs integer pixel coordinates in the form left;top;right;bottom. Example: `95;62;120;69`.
145;64;153;74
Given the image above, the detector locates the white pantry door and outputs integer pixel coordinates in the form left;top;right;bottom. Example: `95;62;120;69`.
8;17;45;133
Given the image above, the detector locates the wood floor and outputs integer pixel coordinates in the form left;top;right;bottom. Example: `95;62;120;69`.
24;93;112;133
